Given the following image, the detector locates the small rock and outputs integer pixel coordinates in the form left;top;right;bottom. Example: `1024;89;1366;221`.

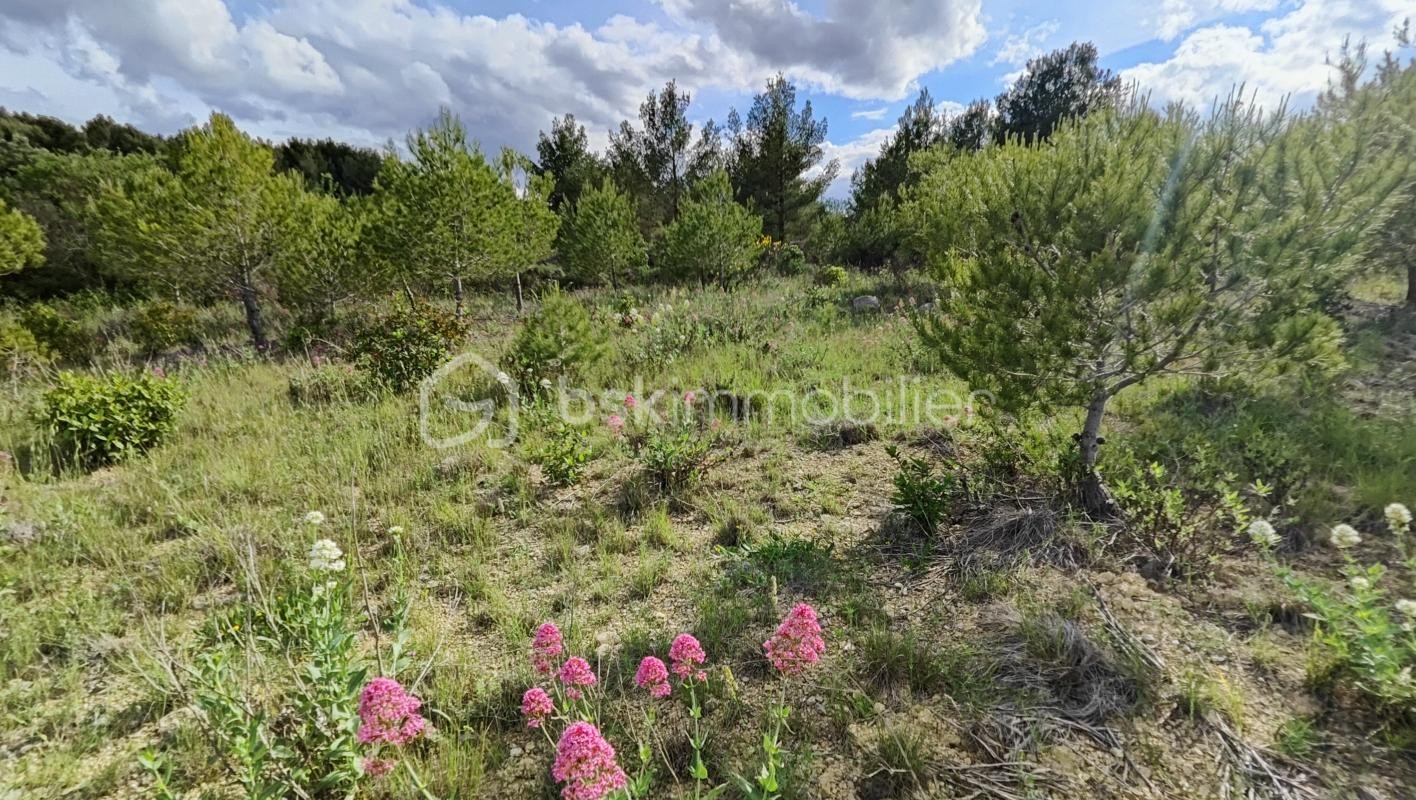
2;520;42;545
509;745;524;758
851;295;881;313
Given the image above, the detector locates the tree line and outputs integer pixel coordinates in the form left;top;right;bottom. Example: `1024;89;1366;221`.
2;37;1413;358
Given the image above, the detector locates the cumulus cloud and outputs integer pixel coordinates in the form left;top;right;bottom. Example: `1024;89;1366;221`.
812;126;893;199
1149;0;1279;41
1124;0;1409;110
0;0;989;162
658;0;988;99
991;19;1059;66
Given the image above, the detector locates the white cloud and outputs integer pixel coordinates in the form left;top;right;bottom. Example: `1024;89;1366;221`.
813;127;893;199
991;19;1059;66
0;0;988;159
1123;0;1410;110
658;0;988;100
851;106;890;121
1150;0;1279;41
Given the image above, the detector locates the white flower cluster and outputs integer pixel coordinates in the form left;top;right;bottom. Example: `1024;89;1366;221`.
1396;599;1416;618
1385;502;1412;533
1247;519;1280;548
308;538;346;572
1329;524;1362;549
304;510;327;526
1348;576;1372;592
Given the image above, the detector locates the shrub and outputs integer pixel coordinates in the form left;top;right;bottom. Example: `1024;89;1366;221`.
504;287;602;396
37;371;184;468
814;265;848;287
1277;503;1415;719
534;421;593;485
21;303;94;363
638;424;717;494
352;307;464;392
0;316;48;376
129;300;201;354
886;445;957;535
1111;462;1242;581
760;241;806;275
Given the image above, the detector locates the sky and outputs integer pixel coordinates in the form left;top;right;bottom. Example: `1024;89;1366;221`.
0;0;1410;198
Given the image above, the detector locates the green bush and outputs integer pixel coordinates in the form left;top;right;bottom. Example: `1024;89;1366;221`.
814;265;848;287
0;316;48;376
886;445;957;535
504;287;603;396
638;424;717;494
37;371;184;468
760;242;806;275
129;300;201;354
1110;462;1244;581
352;307;464;392
1278;503;1415;720
21;303;94;363
533;421;594;485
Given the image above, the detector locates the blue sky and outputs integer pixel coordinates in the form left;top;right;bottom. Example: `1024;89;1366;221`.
0;1;1408;197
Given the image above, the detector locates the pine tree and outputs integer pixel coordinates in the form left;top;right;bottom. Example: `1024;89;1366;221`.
559;179;646;289
905;84;1413;514
93;113;305;350
535;114;604;213
727;74;837;242
658;170;763;290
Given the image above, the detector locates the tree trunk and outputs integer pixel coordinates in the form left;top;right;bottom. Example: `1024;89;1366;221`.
453;275;465;319
239;282;269;353
515;272;525;315
1407;262;1415;308
1076;391;1116;518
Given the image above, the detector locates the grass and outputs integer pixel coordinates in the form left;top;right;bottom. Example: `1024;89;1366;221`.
2;274;1414;798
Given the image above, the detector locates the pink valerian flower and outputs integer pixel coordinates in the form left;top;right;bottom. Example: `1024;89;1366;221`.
668;633;707;682
521;686;555;728
683;391;697;406
356;677;426;746
764;603;826;676
532;622;565;675
624;394;637;410
362;757;396;778
558;656;598;700
607;415;625;435
552;722;629;800
634;656;671;698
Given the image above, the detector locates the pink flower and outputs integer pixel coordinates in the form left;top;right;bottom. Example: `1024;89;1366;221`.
553;722;629;800
668;634;707;682
624;394;637;410
764;603;826;677
150;365;166;378
521;686;554;728
634;656;671;698
363;757;396;778
357;677;426;746
607;415;625;435
532;622;565;675
683;391;697;406
558;656;597;700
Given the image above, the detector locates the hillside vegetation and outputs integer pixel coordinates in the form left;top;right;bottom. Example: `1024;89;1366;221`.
2;35;1416;800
